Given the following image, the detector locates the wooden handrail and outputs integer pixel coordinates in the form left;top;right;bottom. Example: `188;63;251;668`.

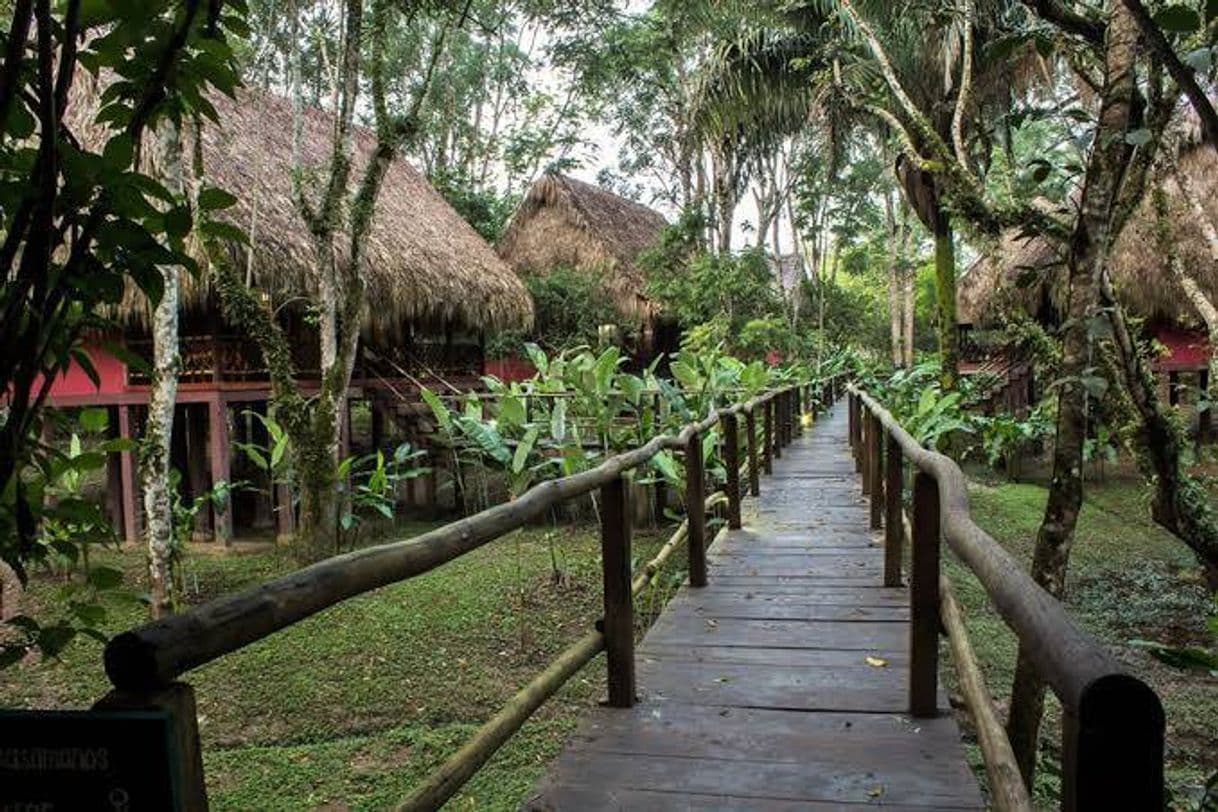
104;388;799;690
848;385;1164;811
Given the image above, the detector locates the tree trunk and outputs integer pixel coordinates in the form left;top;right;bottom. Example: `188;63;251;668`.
1005;3;1139;786
885;192;903;366
932;220;959;389
141;122;186;618
141;265;181;617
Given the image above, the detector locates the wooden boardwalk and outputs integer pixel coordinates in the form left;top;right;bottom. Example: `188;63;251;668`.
525;404;983;810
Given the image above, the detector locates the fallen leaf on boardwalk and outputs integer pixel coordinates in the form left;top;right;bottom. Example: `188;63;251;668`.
865;656;888;668
867;785;885;798
705;619;718;629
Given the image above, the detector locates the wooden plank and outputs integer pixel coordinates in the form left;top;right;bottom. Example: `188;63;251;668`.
635;659;908;712
644;614;907;651
638;644;911;668
525;786;979;812
532;751;980;809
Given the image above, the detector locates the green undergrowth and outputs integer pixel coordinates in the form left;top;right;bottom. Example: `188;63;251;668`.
0;520;681;810
945;476;1216;810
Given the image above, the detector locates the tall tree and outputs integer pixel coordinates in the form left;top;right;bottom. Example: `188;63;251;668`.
211;0;464;563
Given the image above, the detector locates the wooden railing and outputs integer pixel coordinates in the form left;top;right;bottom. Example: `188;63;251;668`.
847;386;1165;812
93;375;843;810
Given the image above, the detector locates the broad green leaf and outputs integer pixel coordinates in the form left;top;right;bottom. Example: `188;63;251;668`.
421;387;452;434
513;426;540;475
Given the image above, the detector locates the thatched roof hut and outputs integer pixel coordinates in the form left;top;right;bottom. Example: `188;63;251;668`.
90;84;532;336
496;173;669;320
957;143;1218;330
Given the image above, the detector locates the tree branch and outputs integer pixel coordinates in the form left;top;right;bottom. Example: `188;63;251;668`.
1119;0;1218;155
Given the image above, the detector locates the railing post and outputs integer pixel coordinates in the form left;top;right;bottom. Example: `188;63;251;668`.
600;474;635;707
868;412;883;530
848;392;857;455
723;411;742;529
860;406;872;495
783;388;793;445
909;470;940;718
685;429;707;588
762;397;774;474
772;395;782;460
1061;676;1165;811
746;406;760;497
793;386;803;436
884;429;904;587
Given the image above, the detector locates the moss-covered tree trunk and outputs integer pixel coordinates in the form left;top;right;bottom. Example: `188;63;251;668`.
1005;3;1139;786
141;121;186;617
933;220;959;389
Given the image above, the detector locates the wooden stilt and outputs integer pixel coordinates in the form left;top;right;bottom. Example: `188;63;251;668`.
117;405;139;545
184;404;212;539
208;397;232;546
250;402;274;530
104;406;125;535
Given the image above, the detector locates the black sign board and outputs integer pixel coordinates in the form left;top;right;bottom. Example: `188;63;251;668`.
0;709;181;811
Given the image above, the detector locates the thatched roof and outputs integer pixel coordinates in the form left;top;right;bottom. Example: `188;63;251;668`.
957;229;1063;326
958;144;1218;329
496;173;669;320
77;80;532;335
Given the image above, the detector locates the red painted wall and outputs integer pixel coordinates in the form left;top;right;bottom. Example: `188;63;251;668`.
42;343;128;397
484;357;537;382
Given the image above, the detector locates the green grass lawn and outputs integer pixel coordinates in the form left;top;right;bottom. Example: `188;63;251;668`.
0;520;681;810
947;474;1217;809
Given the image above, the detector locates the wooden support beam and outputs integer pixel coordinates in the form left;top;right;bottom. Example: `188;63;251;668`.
772;396;782;460
117;405;139;545
793;386;803;436
762;399;773;474
940;577;1033;812
722;411;742;530
599;474;635;708
861;408;872;496
745;407;760;497
884;430;904;587
910;470;940;718
685;430;707;588
184;404;212;539
208;398;232;546
869;412;883;530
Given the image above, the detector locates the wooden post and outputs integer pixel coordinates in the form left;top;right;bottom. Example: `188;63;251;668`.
208;398;232;546
94;682;208;811
1061;675;1165;812
854;397;865;474
861;407;872;496
884;430;904;587
685;430;707;588
104;405;125;536
789;384;799;435
723;411;742;529
772;396;782;460
117;405;139;545
762;398;774;474
184;404;212;539
869;412;883;530
910;470;940;718
746;407;760;497
848;392;857;455
600;474;635;707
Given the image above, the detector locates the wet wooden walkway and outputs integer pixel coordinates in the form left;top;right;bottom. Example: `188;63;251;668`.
525;404;983;810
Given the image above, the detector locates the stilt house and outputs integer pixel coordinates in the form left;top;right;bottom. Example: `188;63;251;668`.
48;86;532;545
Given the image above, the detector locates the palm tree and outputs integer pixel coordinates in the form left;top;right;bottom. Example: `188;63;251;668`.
692;0;1029;389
